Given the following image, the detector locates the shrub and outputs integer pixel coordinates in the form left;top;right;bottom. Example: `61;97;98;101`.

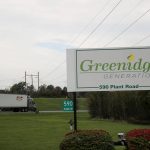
126;129;150;150
59;130;115;150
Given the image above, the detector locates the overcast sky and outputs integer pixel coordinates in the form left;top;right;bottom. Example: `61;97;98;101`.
0;0;150;89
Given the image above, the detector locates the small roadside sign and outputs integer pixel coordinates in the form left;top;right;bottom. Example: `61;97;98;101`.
63;100;73;111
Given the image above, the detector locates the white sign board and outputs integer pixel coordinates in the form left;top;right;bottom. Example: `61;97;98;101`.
67;47;150;92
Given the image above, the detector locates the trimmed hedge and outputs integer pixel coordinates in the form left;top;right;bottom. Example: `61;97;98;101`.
59;130;115;150
126;129;150;150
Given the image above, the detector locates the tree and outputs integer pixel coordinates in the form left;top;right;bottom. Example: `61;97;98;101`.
38;84;47;97
87;91;150;122
54;86;62;97
26;85;36;97
46;85;55;97
87;92;110;119
9;82;69;98
62;86;67;97
10;82;26;94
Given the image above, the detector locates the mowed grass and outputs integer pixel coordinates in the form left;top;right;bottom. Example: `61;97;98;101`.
34;98;88;111
0;112;150;150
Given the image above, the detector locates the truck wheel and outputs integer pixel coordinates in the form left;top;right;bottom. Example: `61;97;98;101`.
13;108;19;112
24;108;28;112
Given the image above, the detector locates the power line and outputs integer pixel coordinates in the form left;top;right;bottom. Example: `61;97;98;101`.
41;0;123;83
41;60;66;79
40;0;121;82
48;72;66;82
45;0;122;85
40;1;112;81
78;0;123;48
92;0;143;47
132;33;150;46
104;8;150;47
70;0;111;44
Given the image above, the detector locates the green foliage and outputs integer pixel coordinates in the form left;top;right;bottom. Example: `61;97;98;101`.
127;137;150;150
8;82;68;98
10;82;26;94
126;129;150;150
87;92;110;119
59;130;115;150
87;91;150;122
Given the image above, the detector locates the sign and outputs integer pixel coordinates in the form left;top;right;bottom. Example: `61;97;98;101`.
67;47;150;92
64;100;73;111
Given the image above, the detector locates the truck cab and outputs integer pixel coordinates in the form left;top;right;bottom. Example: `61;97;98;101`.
28;96;37;112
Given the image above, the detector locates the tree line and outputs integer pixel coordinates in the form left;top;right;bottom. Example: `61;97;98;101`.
0;82;67;98
87;91;150;122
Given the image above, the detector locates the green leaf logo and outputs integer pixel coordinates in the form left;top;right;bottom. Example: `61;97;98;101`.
127;54;135;62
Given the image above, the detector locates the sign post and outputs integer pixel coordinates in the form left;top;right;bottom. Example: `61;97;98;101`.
63;97;77;131
73;92;77;131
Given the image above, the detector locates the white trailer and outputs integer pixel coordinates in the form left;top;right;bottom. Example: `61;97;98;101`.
0;94;36;112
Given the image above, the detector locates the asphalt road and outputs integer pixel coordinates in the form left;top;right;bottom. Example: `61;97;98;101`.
0;110;88;113
39;110;88;113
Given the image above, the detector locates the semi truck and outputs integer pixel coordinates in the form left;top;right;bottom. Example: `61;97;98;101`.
0;94;37;112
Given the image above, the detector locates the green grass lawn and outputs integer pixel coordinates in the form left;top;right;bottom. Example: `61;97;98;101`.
34;98;65;111
34;98;88;111
0;112;149;150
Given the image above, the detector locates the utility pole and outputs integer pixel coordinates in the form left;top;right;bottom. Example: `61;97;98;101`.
38;72;39;90
31;74;34;86
25;72;39;90
25;71;27;85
